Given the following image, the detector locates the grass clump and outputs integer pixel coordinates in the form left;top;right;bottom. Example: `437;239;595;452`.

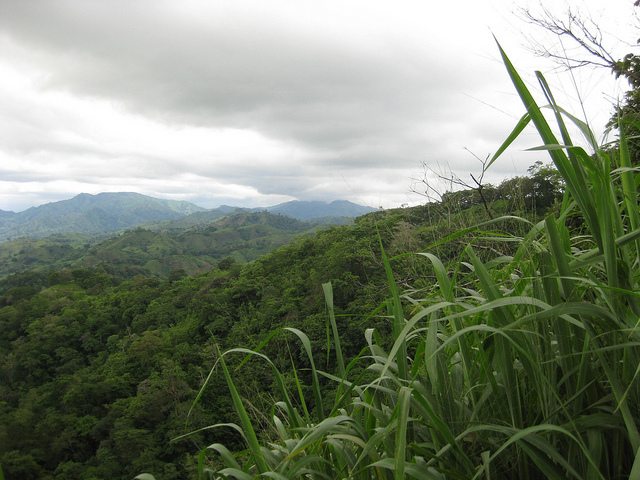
149;43;640;479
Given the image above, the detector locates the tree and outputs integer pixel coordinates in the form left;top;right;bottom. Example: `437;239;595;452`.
521;2;640;164
520;3;640;85
496;161;564;212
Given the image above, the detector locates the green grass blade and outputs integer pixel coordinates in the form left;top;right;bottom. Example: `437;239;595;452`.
217;467;253;480
544;215;576;301
496;40;602;251
287;415;353;458
487;112;531;170
323;282;346;378
284;327;325;420
379;232;408;381
394;387;412;480
418;253;452;302
290;356;312;424
616;116;640;263
225;346;303;429
207;443;242;470
370;458;444;480
468;424;600;480
218;350;269;474
628;444;640;479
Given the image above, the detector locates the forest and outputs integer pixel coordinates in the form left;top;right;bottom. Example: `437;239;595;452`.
0;156;562;479
3;30;640;480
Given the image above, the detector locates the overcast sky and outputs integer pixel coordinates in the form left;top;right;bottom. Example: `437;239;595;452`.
0;0;636;212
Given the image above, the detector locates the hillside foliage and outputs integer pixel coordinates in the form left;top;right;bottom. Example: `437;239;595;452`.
4;43;640;479
143;47;640;480
0;162;561;479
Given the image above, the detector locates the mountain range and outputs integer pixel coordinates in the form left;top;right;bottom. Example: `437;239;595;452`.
0;208;353;279
0;192;376;242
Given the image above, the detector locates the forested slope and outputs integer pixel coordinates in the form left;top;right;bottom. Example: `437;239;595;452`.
0;211;319;280
0;172;560;479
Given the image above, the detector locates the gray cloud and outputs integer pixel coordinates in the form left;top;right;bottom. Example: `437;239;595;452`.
0;0;632;212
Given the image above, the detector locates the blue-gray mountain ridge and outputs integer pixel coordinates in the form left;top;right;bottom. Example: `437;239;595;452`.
0;192;376;242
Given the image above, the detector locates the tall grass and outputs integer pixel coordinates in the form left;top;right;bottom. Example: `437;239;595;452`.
145;44;640;479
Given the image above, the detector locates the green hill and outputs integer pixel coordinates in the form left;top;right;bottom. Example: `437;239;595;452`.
0;211;320;280
262;199;377;220
0;192;206;242
0;162;567;479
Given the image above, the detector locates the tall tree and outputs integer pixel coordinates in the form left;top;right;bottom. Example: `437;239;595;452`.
521;2;640;162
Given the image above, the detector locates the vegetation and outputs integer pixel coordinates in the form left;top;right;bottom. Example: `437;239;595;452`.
138;46;640;479
0;205;439;479
2;42;639;479
0;158;563;478
0;211;321;280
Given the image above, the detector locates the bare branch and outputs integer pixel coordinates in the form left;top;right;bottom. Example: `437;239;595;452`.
410;150;495;219
520;4;640;88
409;160;455;203
520;4;618;72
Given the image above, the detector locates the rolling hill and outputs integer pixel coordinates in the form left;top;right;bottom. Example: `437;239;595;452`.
0;194;376;242
0;210;319;279
0;192;206;242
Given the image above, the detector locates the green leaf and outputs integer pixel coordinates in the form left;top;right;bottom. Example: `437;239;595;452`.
218;350;269;473
284;327;324;420
323;282;345;378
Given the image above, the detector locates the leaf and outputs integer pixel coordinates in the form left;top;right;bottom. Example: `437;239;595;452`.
323;282;345;378
284;327;324;420
218;350;269;473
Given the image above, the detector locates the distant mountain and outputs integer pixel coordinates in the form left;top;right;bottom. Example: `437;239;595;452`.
0;192;206;242
0;211;319;279
145;200;376;232
260;200;377;221
0;194;376;243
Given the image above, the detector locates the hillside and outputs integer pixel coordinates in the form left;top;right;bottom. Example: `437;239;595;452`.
0;195;374;242
261;200;376;220
0;177;553;479
0;211;319;280
0;192;206;242
0;154;574;480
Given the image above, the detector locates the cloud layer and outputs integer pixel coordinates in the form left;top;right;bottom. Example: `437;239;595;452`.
0;0;633;211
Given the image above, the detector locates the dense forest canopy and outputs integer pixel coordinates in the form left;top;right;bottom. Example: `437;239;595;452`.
0;164;563;479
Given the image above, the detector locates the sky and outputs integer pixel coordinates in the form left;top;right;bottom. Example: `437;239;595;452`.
0;0;637;212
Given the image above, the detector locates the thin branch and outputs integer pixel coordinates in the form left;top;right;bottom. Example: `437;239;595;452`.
520;5;617;71
410;150;495;220
519;4;640;87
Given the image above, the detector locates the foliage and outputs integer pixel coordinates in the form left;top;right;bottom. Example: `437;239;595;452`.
158;46;640;480
0;45;618;478
609;86;640;166
0;164;554;479
0;211;321;280
0;202;412;478
495;160;564;213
